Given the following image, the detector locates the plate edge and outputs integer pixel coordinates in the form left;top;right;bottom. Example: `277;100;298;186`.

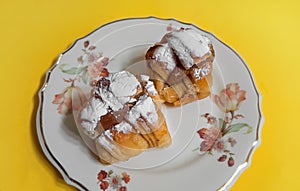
36;54;89;191
36;16;264;191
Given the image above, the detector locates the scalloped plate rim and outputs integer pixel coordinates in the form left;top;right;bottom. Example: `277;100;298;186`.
36;16;263;191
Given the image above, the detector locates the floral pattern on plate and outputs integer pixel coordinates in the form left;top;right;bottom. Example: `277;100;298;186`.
196;83;252;167
52;40;109;114
97;170;131;191
37;18;263;191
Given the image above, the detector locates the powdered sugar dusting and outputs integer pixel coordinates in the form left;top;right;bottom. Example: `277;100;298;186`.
171;30;210;58
95;87;123;111
114;121;133;133
80;97;108;137
153;44;176;71
80;71;160;139
127;95;158;126
164;29;211;70
140;75;158;95
109;71;140;100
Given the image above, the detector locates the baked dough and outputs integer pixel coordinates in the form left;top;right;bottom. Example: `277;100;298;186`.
78;71;171;164
145;28;214;106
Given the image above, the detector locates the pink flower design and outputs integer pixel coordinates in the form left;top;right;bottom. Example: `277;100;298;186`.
87;56;109;78
228;157;235;167
110;175;121;189
52;87;72;114
97;170;131;191
52;86;86;114
196;83;251;167
98;170;108;181
212;83;246;113
84;40;89;48
167;23;173;31
218;155;227;162
201;113;217;125
118;186;127;191
89;45;96;50
214;140;225;152
53;40;110;115
197;127;222;152
166;23;185;32
77;55;83;64
100;181;109;191
87;53;98;63
122;172;130;184
228;137;237;147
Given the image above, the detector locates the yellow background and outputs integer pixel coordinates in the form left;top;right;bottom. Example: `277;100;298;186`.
0;0;299;190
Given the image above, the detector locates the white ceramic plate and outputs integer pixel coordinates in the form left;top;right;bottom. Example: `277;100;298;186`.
36;17;263;191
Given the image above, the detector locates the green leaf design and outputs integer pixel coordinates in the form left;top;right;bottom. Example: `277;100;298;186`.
59;64;79;75
82;70;88;84
219;118;227;132
224;123;252;135
108;170;113;177
78;66;87;73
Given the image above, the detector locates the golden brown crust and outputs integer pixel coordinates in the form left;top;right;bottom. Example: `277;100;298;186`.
145;30;214;106
94;91;171;164
96;110;171;164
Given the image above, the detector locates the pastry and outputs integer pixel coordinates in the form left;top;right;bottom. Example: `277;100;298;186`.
78;71;171;164
145;28;215;106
